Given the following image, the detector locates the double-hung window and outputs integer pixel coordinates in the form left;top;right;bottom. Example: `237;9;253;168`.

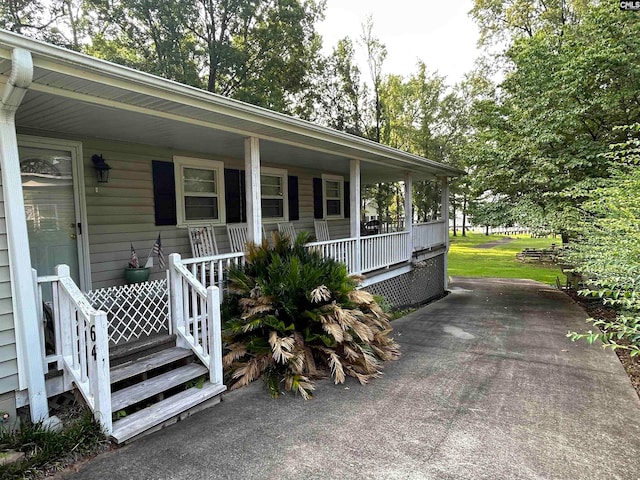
323;174;344;218
261;167;288;221
174;156;225;225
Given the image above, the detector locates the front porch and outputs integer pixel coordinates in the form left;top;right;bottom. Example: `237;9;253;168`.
0;30;461;442
21;220;449;442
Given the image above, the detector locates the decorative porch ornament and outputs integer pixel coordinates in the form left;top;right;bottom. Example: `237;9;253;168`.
143;233;166;269
124;243;150;283
91;154;111;183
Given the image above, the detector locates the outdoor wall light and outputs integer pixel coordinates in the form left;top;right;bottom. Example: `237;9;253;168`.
92;154;111;183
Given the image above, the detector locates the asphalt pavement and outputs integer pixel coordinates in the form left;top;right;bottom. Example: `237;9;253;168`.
60;277;640;480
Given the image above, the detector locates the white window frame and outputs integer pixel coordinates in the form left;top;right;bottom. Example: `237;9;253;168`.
260;167;288;223
322;174;344;219
174;156;226;226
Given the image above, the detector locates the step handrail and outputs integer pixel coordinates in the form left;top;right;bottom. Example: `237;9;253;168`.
168;253;224;388
55;265;112;434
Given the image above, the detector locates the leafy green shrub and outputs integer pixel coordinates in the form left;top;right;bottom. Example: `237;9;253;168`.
565;125;640;355
222;232;400;399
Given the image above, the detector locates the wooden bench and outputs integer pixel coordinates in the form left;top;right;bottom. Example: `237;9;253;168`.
515;248;558;263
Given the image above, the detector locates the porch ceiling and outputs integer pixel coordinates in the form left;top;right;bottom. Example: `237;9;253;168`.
0;32;464;183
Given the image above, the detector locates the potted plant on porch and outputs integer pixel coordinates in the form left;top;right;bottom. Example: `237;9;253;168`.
123;244;150;284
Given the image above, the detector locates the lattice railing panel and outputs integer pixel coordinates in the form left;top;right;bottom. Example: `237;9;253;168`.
85;279;169;346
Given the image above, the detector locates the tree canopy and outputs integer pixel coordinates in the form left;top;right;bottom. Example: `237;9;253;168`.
467;1;640;232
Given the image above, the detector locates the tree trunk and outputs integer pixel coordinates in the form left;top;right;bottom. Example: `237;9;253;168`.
462;193;467;237
452;202;457;237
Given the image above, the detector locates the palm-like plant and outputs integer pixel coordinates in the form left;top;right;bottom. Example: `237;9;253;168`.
222;231;400;399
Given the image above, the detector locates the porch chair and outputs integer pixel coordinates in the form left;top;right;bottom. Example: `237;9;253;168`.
227;223;248;253
277;222;296;242
188;224;219;258
314;220;330;242
227;224;267;252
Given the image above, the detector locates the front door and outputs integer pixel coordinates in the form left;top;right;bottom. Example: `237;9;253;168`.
18;137;88;290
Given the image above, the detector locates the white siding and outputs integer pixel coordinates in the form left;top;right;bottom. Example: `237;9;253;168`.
0;181;18;394
18;136;353;290
84;140;199;289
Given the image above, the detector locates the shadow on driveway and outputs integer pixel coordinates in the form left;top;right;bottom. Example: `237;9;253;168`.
61;277;640;480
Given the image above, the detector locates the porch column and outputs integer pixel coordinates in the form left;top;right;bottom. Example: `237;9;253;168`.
350;159;361;273
244;137;262;244
440;176;450;291
404;172;413;254
0;49;48;422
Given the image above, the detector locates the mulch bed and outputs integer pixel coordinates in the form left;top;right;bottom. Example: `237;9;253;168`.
565;290;640;399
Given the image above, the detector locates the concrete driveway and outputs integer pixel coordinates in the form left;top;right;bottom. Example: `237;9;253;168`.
61;277;640;479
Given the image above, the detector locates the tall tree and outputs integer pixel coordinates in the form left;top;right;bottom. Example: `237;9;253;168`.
0;0;86;49
360;16;386;143
313;37;366;136
468;1;640;232
84;0;325;113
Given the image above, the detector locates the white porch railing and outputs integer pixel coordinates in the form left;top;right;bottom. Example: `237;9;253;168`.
361;231;412;273
168;253;224;386
305;237;359;273
34;270;63;372
412;221;447;251
55;265;112;434
180;252;245;303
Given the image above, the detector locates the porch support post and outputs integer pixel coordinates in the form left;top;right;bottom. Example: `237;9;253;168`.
404;172;413;254
0;49;48;422
350;159;361;274
244;137;262;244
440;176;450;291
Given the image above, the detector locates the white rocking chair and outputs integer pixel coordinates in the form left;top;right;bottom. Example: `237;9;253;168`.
314;220;330;242
227;223;270;252
188;224;219;258
227;223;248;253
277;222;296;242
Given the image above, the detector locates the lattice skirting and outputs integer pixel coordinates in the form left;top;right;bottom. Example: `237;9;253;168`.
365;254;445;309
85;279;169;346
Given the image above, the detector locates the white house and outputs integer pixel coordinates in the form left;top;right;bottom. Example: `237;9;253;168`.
0;30;463;442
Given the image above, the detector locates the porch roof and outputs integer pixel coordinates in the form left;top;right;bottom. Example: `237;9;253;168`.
0;30;464;183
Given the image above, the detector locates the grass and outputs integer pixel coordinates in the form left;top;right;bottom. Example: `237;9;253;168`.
447;232;563;285
0;409;107;479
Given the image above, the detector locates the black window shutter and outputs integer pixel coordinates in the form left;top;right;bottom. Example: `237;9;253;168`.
288;176;299;221
344;181;350;218
152;160;177;226
225;169;247;223
313;177;323;219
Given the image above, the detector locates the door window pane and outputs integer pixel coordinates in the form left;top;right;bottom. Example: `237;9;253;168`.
19;146;81;287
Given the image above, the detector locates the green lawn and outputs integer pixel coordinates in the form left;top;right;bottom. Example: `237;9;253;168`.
447;233;563;284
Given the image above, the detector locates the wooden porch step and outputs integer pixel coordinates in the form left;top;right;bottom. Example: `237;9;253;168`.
110;382;226;444
109;334;176;367
110;347;193;385
111;363;208;412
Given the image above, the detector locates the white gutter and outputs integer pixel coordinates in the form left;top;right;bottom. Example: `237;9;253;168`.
0;30;464;178
0;47;49;422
